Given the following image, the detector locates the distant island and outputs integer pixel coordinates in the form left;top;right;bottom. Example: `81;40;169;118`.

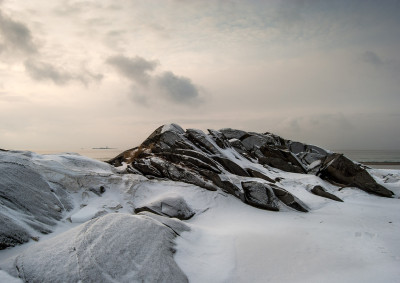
92;146;116;150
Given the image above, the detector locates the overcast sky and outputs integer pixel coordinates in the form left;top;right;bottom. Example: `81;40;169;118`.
1;0;399;151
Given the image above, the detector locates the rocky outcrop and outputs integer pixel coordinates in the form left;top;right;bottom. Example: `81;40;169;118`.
108;124;394;212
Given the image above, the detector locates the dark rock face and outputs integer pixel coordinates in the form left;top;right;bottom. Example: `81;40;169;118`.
319;154;394;197
241;181;279;211
108;124;393;212
135;195;196;220
246;168;276;183
311;185;343;202
271;187;309;212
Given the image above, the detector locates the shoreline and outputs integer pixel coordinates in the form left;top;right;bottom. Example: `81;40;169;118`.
362;162;400;165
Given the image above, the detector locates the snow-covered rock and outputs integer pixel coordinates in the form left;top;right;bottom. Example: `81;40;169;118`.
108;124;394;211
135;194;195;220
0;150;145;250
1;213;189;282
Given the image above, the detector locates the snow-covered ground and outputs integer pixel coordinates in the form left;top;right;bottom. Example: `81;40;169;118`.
175;183;400;282
0;151;399;282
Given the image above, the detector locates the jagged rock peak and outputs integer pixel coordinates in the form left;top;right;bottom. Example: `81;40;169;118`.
108;124;393;213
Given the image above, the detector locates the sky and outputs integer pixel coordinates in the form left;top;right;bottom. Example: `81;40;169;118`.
0;0;399;151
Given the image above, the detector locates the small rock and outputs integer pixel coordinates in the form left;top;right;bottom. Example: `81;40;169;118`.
311;185;343;202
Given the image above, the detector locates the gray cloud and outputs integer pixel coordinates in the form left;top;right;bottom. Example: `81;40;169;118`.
107;54;202;105
156;71;200;104
25;59;72;85
24;59;103;86
0;10;102;87
106;55;159;85
361;51;384;67
0;10;37;55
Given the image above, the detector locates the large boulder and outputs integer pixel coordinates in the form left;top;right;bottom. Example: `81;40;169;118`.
241;181;279;211
1;213;189;283
319;154;394;197
0;163;68;249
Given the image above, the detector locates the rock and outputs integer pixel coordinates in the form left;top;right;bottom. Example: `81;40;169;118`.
227;138;251;159
186;129;221;154
132;158;163;178
107;147;137;167
159;152;221;173
241;135;269;151
171;149;221;171
271;186;309;212
0;163;68;249
149;157;218;191
246;168;276;183
1;213;189;283
108;123;394;213
207;129;230;149
319;154;394;197
241;181;279;211
135;194;195;220
259;146;306;173
0;213;31;249
219;128;248;140
89;186;106;196
141;124;188;149
287;141;330;173
311;185;343;202
212;156;250;177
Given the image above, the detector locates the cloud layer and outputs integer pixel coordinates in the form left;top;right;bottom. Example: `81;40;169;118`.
0;10;37;56
106;55;158;86
0;0;399;150
106;55;201;105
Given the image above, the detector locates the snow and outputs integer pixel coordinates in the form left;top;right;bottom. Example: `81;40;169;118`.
1;150;400;282
161;123;185;134
0;270;23;283
175;188;400;283
175;227;235;283
70;205;101;223
368;168;400;197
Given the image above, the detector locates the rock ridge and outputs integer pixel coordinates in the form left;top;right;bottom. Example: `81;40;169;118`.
108;124;394;212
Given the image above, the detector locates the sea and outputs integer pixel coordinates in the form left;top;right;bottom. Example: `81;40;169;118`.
33;148;123;162
31;148;400;170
